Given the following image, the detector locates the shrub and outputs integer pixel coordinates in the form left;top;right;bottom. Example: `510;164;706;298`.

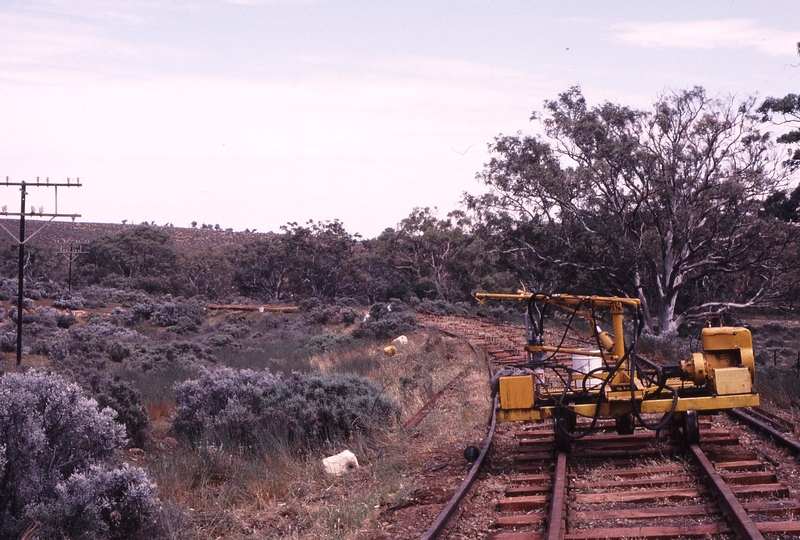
26;288;43;300
352;302;418;340
51;353;153;449
56;311;77;328
54;296;86;310
23;463;161;540
218;322;251;339
205;334;234;348
756;365;800;405
305;304;361;326
108;306;135;326
306;305;341;324
340;307;359;325
417;299;468;316
114;340;215;374
91;377;153;449
0;330;16;352
173;367;400;449
106;341;131;363
131;297;205;331
59;323;141;361
29;306;59;327
636;332;691;363
76;286;113;308
131;302;155;323
151;303;180;327
0;372;160;538
476;304;521;324
302;332;353;353
298;297;321;312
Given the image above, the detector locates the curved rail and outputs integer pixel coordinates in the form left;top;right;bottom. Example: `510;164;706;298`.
737;406;794;432
418;396;497;540
417;320;500;540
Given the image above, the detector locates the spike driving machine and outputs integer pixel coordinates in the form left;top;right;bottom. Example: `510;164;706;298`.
475;292;759;451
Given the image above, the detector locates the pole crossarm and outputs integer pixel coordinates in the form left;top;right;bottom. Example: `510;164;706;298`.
3;177;82;188
1;213;81;218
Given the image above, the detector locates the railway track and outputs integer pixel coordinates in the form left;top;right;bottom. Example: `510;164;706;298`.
418;313;800;540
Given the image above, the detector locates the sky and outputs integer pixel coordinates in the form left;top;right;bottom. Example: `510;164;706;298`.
0;1;797;238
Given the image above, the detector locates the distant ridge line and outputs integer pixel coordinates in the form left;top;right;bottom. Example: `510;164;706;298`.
0;220;271;251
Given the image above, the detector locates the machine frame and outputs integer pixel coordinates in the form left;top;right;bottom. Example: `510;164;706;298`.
475;292;759;448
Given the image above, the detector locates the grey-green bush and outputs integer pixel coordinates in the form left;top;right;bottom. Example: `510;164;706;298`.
0;371;161;538
173;366;401;449
352;301;417;339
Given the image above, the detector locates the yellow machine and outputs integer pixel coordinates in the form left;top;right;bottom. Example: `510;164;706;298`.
475;292;759;450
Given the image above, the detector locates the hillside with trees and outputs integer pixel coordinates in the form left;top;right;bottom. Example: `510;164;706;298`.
3;86;798;334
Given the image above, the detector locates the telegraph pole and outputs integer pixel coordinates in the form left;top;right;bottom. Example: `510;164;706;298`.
57;240;88;291
0;176;81;367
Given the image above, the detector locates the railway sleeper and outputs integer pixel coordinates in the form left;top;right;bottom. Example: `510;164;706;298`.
719;471;776;485
574;487;705;505
493;512;546;528
573;475;696;489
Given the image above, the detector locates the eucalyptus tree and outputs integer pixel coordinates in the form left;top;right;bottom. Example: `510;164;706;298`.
469;87;790;334
82;225;181;294
181;248;234;300
758;42;800;172
231;234;291;301
281;219;359;300
759;92;800;172
393;207;486;302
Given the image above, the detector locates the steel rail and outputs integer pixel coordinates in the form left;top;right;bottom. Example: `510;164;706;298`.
742;407;794;432
546;451;568;540
418;396;497;540
418;326;499;540
404;369;471;429
730;408;800;454
689;443;765;540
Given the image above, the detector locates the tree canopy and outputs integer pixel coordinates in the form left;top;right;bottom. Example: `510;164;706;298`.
468;86;792;334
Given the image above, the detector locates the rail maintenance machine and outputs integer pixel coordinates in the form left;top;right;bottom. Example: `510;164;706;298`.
474;292;759;451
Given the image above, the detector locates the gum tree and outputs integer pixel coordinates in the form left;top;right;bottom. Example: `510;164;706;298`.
470;87;790;334
393;207;485;302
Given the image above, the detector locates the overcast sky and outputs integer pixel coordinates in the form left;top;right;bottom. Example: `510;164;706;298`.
0;1;797;238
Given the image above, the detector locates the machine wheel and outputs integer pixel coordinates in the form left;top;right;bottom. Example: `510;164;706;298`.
554;415;572;453
683;410;700;446
616;412;635;435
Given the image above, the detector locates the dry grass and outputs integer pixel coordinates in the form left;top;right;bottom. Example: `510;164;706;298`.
146;398;176;421
142;327;492;539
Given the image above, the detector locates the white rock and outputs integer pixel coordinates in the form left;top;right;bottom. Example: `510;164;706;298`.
392;335;409;346
322;450;359;476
